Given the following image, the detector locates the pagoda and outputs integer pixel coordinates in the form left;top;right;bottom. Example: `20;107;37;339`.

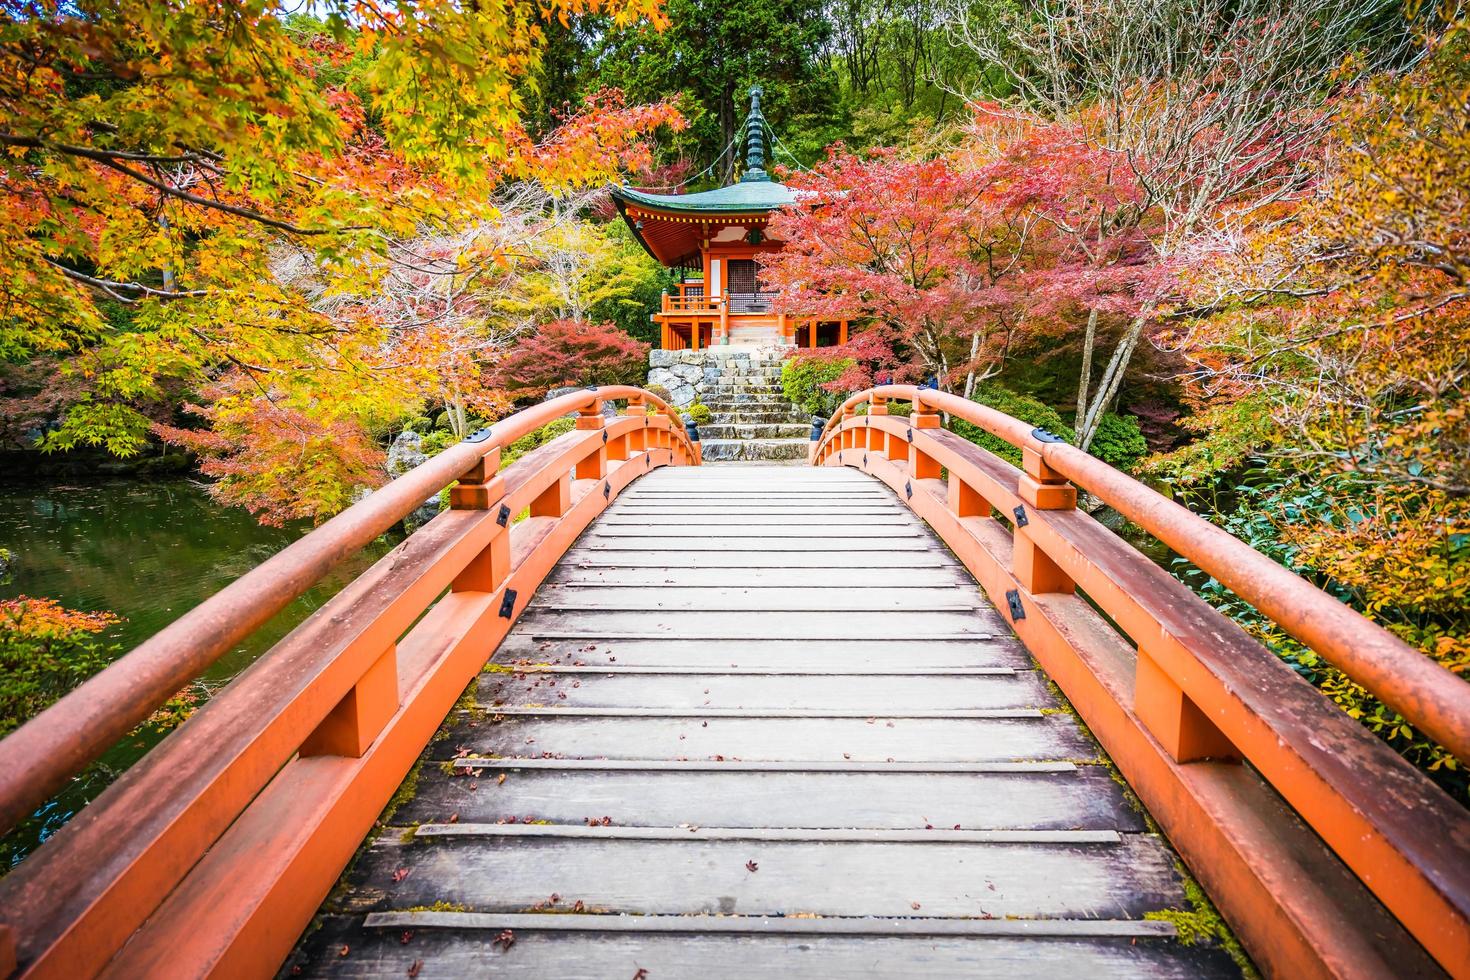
611;88;850;350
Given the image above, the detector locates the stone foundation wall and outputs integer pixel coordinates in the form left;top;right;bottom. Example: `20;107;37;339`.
646;347;789;408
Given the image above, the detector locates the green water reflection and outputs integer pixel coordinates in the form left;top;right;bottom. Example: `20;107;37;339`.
0;478;402;868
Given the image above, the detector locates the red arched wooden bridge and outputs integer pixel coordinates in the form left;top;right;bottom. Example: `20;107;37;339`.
0;386;1466;979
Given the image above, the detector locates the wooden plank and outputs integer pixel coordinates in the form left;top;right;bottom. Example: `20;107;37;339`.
443;715;1097;763
480;707;1043;719
589;526;922;538
398;768;1145;832
511;609;1000;639
606;511;907;519
497;665;1020;676
365;910;1167;936
480;672;1049;711
490;637;1034;670
544;567;969;587
415;825;1123;844
287;920;1244;979
332;835;1186;919
449;759;1080;772
556;551;955;568
577;536;933;551
528;585;980;611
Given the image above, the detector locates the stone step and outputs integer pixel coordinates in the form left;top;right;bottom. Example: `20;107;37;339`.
701;438;810;462
700;424;810;440
702;382;783;391
702;400;797;412
711;412;808;425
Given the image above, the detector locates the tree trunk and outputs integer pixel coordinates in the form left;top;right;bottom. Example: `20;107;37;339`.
1073;307;1098;445
1076;314;1146;451
962;328;982;401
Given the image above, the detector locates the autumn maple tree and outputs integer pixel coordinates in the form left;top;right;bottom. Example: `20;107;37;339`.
493;318;650;401
761;149;1031;397
0;0;682;523
1149;16;1470;789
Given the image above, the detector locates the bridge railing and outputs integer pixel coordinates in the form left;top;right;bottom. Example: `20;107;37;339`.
814;385;1470;979
0;387;697;979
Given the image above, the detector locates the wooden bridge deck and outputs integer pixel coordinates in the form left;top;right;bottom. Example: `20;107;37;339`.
285;465;1243;978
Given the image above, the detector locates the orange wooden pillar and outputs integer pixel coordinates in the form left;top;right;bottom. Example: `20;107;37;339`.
839;320;849;345
867;395;890;458
623;395;647;454
575;399;607;480
908;395;941;479
1014;446;1076;595
298;644;398;758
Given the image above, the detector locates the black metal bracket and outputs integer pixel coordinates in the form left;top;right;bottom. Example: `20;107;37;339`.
1005;589;1026;621
1031;428;1068;444
905;480;913;500
498;589;517;619
495;504;511;527
603;482;610;500
906;428;914;443
465;427;494;443
1012;505;1029;527
601;429;608;444
862;453;868;466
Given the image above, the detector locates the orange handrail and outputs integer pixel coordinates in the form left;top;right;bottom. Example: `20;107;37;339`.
0;387;695;978
814;385;1470;977
821;385;1470;762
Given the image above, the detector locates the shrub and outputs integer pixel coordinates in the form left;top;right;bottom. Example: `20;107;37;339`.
644;384;672;404
782;355;854;416
501;416;578;469
949;383;1074;466
1090;413;1149;470
494;319;650;400
688;403;712;427
1;597;120;737
420;430;455;456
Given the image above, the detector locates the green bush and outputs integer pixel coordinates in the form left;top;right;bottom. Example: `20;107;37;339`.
501;416;578;469
420;430;455;456
781;355;853;416
644;384;672;404
688;403;712;426
1;597;119;737
949;383;1074;466
1090;413;1148;470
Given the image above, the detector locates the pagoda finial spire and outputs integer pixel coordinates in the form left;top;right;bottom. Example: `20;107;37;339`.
740;85;769;183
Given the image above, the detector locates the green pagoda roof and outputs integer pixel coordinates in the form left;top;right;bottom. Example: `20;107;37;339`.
610;178;801;214
612;87;801;215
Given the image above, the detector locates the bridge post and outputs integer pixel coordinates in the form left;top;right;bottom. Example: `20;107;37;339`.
661;403;685;461
299;643;398;758
450;447;513;595
1013;446;1076;595
867;395;890;458
1135;645;1240;763
947;474;990;519
908;394;941;480
575;399;608;480
449;448;504;511
624;395;647;454
531;472;572;518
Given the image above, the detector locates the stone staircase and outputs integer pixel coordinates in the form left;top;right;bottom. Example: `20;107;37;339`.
647;348;810;463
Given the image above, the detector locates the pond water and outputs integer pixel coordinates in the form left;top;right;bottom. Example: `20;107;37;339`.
0;478;402;869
